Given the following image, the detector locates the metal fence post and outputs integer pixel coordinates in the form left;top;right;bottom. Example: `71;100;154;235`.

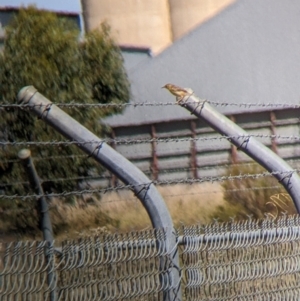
17;86;181;301
18;149;57;301
178;93;300;213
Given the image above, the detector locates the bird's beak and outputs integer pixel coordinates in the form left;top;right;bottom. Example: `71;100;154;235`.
161;86;165;89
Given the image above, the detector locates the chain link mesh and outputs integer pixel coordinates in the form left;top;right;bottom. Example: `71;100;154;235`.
180;215;300;300
2;216;300;300
0;229;178;301
0;240;54;301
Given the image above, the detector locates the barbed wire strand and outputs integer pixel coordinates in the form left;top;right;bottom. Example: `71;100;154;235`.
1;133;300;147
2;99;300;109
0;169;297;201
3;158;300;189
0;185;285;214
2;153;300;176
0;174;112;188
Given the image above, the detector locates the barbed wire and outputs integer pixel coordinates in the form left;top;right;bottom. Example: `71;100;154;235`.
207;100;300;109
155;160;300;175
98;185;284;204
0;165;260;188
0;165;276;188
0;169;296;201
0;153;293;187
0;154;88;165
2;156;300;189
0;174;111;188
0;185;285;214
1;101;176;108
2;153;300;172
0;180;28;188
1;133;300;147
3;99;300;109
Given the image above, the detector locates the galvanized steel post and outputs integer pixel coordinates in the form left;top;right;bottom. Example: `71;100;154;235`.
18;86;181;301
18;149;54;242
178;93;300;213
18;149;57;301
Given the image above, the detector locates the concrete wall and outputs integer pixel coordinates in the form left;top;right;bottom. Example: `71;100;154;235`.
81;0;236;53
169;0;236;40
82;0;172;53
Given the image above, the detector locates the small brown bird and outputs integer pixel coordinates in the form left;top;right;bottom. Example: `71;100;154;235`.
162;83;192;103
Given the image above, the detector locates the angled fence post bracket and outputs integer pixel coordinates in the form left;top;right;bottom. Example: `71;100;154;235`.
178;92;300;213
18;86;181;301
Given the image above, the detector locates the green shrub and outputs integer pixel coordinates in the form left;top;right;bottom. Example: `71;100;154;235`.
0;6;130;197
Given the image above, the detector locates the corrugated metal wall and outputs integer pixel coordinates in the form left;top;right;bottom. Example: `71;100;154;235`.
81;0;172;53
103;109;300;187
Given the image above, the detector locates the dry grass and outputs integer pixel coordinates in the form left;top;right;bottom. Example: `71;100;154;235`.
100;182;225;231
1;181;289;241
0;183;226;241
48;198;115;240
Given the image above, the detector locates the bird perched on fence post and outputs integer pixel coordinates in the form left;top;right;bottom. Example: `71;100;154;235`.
162;83;193;103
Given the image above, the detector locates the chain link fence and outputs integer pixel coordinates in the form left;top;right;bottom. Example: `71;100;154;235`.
1;229;172;301
2;215;300;301
2;87;300;301
180;214;300;300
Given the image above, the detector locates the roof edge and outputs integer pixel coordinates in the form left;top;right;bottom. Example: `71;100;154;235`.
0;6;80;15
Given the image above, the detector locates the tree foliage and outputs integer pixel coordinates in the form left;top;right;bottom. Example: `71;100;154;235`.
0;7;130;200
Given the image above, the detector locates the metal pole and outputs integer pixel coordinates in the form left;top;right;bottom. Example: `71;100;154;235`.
17;86;181;301
18;149;54;242
178;94;300;213
18;149;57;301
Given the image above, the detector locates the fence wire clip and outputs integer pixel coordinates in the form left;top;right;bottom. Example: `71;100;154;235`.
88;141;104;158
278;171;294;184
40;103;53;119
177;90;194;106
237;135;250;150
134;182;152;197
190;99;207;115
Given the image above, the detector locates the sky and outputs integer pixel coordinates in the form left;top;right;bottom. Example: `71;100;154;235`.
0;0;81;12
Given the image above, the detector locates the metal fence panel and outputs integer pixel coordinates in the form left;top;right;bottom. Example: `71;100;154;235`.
0;241;54;301
180;215;300;300
0;229;176;301
3;216;300;300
